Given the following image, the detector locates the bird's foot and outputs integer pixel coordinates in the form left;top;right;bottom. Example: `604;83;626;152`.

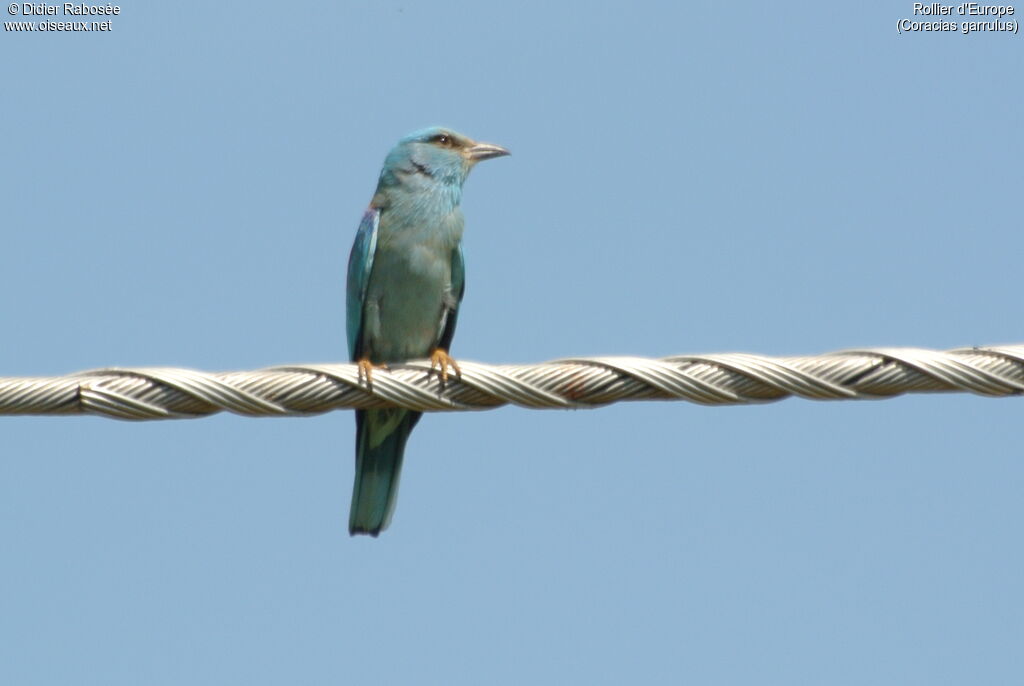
356;358;389;387
428;348;461;386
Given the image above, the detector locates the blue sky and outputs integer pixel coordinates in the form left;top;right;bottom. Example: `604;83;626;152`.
2;2;1022;684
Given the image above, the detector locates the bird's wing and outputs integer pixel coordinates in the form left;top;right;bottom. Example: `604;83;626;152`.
436;243;465;352
346;207;380;360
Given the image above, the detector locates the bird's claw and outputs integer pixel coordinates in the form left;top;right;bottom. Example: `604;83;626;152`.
357;358;389;387
428;348;461;385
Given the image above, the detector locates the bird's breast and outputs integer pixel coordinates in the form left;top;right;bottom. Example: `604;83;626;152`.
362;211;463;362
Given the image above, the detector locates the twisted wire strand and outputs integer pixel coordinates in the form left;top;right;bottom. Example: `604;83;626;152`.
1;344;1022;421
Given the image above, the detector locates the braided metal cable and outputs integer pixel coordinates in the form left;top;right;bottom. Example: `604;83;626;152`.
1;344;1022;421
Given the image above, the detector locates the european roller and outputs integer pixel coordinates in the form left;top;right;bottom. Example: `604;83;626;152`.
346;127;509;536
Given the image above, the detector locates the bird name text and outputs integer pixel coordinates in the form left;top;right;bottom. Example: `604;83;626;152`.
898;2;1019;32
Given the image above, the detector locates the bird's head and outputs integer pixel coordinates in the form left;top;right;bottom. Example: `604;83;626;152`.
380;127;509;190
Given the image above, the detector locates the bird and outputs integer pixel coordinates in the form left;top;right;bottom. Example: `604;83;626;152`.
345;127;509;536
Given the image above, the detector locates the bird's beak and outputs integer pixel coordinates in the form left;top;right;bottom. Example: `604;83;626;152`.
465;141;510;163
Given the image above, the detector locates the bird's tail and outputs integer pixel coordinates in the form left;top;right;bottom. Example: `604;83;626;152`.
349;408;422;536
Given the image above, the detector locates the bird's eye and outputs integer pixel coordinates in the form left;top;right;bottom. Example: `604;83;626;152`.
433;134;452;146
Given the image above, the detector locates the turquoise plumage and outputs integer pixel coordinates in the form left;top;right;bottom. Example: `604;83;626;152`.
346;128;509;536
